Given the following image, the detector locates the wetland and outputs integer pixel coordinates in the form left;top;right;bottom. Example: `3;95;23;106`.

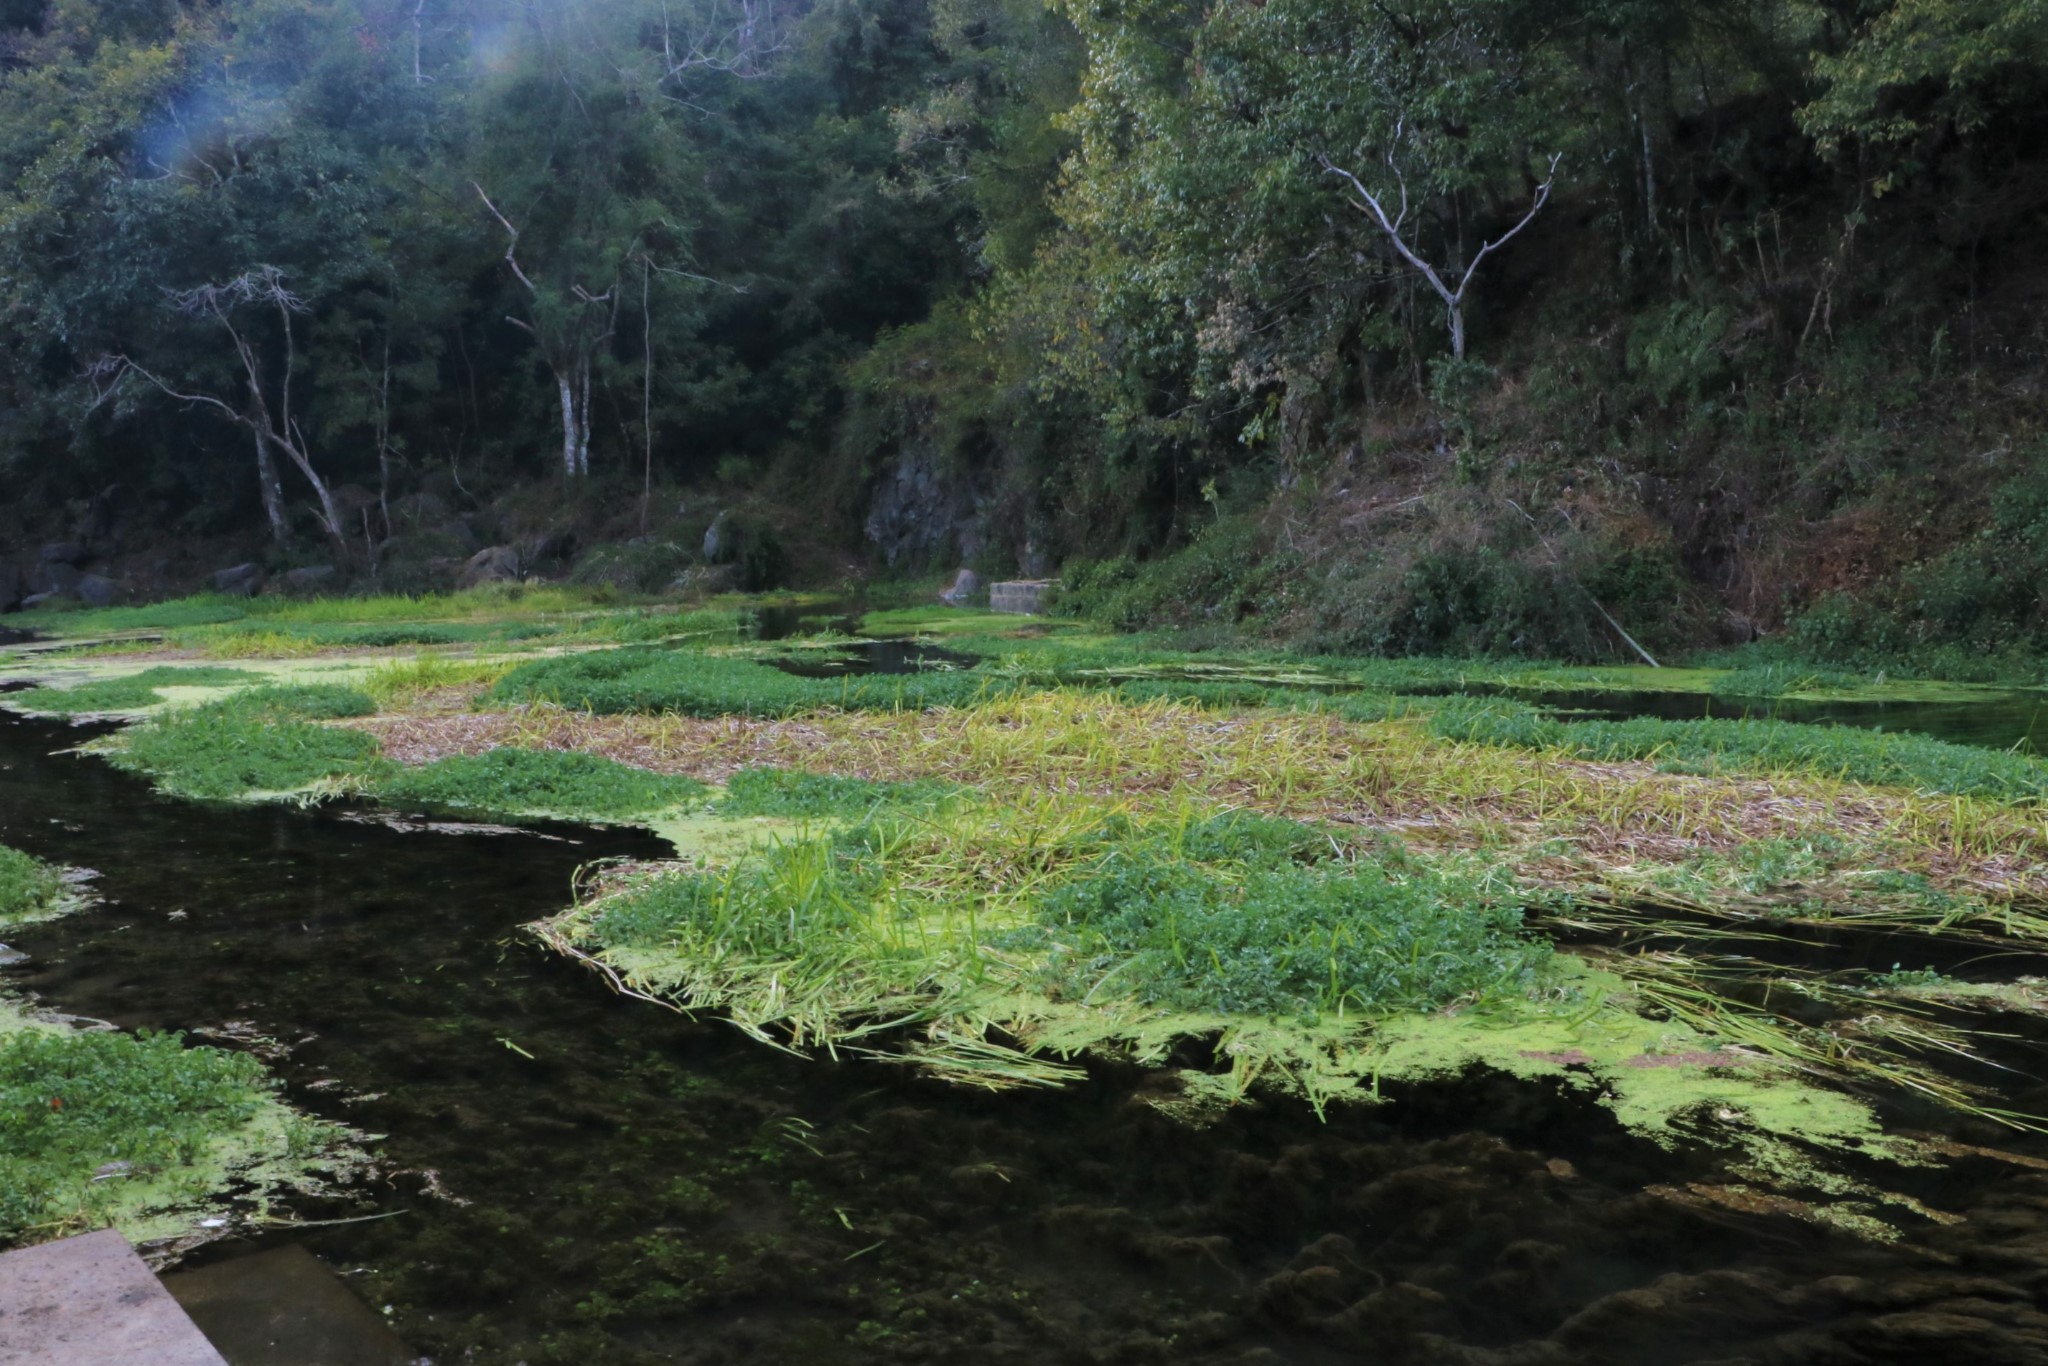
4;589;2048;1362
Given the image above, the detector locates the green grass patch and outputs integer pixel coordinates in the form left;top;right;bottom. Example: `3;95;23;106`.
9;666;263;715
715;767;957;819
1430;696;2048;802
375;747;707;821
487;646;1012;717
362;655;512;708
107;696;386;800
577;802;1548;1062
0;846;66;925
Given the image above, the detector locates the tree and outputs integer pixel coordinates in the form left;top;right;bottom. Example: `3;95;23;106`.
91;269;345;543
1319;144;1562;361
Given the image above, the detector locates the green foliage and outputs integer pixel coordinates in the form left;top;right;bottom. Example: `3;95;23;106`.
376;748;707;821
1035;836;1546;1017
108;696;386;800
487;647;1011;718
1430;696;2048;802
715;767;956;819
232;684;378;719
0;1026;269;1243
10;667;262;714
0;845;65;925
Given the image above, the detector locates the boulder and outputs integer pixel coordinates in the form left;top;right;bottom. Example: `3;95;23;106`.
393;491;449;523
457;546;521;589
38;541;85;567
73;574;117;607
213;563;266;597
19;592;56;610
521;526;577;568
33;561;82;597
283;565;338;594
939;568;981;606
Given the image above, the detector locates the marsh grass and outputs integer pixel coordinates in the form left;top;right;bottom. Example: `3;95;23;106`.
363;655;515;708
0;1024;271;1244
10;666;261;714
714;767;958;819
488;646;1013;717
0;845;65;924
563;799;1550;1072
376;747;708;821
108;695;387;800
1431;696;2048;803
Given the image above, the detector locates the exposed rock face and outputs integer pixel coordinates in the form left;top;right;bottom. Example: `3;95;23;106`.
283;565;338;593
39;542;85;567
213;563;266;597
864;450;982;569
73;574;118;607
458;546;521;588
990;580;1055;614
34;560;82;597
520;526;577;570
940;568;981;605
0;562;22;612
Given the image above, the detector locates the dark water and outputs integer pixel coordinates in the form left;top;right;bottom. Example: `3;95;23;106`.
769;639;979;679
1530;686;2048;754
752;600;863;642
8;714;2048;1362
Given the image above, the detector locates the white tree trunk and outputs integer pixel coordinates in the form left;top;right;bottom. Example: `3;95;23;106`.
557;370;580;477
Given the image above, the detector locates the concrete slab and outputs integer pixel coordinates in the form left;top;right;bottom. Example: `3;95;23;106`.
0;1228;228;1366
163;1243;414;1366
990;579;1056;614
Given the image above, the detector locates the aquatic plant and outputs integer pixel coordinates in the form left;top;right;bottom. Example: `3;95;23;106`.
714;767;957;819
0;1008;358;1249
9;665;262;714
376;747;708;821
0;845;65;924
363;654;515;707
487;646;1013;717
107;695;387;800
1429;696;2048;802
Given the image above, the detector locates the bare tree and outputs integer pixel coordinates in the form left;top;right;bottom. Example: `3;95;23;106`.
656;0;789;80
475;184;619;478
89;267;344;543
1319;142;1561;360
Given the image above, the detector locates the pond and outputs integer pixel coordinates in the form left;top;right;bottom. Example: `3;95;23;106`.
6;713;2048;1362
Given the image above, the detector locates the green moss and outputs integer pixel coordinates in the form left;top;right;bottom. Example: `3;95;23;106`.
376;748;708;822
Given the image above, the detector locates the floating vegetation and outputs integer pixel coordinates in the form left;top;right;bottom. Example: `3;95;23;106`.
8;666;263;715
1431;695;2048;802
713;767;958;819
104;695;387;801
0;844;69;925
0;1000;366;1250
487;645;1016;717
377;747;708;822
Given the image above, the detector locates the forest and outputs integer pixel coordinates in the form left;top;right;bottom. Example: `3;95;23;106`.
1;0;2047;664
